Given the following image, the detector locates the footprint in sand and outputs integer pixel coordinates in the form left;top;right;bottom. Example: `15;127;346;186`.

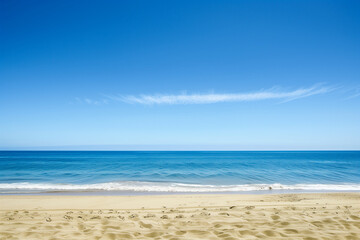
199;212;210;216
234;224;244;228
188;230;209;236
218;212;230;216
104;232;132;240
139;221;152;229
128;214;139;219
175;230;187;235
63;215;73;220
101;219;110;225
145;231;163;238
245;206;255;210
213;223;222;228
263;230;277;237
239;230;256;236
144;213;155;218
77;223;85;231
216;232;232;238
103;225;121;231
284;228;298;234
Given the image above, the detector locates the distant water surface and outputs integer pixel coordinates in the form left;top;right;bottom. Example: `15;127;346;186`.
0;151;359;194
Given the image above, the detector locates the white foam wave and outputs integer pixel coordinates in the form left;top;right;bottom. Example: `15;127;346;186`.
1;182;360;192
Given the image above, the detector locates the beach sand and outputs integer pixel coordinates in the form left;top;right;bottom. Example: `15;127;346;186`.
1;193;360;239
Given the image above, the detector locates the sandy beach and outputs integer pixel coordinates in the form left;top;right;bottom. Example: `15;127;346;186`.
0;193;359;239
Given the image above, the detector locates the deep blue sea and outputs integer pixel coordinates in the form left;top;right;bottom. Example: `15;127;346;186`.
0;151;360;194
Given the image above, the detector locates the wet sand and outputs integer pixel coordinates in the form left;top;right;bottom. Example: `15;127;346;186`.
1;193;360;239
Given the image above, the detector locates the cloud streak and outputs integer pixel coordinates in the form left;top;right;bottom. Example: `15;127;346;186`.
110;85;331;105
75;97;109;105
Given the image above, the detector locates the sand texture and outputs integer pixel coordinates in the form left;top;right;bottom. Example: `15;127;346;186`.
1;193;360;239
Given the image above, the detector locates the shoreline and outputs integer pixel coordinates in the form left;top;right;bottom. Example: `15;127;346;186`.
1;192;359;209
1;189;360;196
1;193;360;239
1;192;360;209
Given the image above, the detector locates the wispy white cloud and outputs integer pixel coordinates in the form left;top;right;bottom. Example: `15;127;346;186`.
75;97;109;105
108;85;332;105
344;87;360;100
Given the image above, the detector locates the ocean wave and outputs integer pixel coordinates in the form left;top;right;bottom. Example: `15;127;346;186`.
1;181;360;192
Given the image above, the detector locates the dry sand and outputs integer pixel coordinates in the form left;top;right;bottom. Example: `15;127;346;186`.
1;193;360;239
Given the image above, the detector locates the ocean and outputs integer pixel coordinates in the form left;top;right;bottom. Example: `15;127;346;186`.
0;151;359;194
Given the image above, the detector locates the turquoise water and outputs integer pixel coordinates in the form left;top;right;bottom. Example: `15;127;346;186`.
0;151;360;194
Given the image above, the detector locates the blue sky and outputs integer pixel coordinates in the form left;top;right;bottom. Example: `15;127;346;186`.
1;0;360;150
